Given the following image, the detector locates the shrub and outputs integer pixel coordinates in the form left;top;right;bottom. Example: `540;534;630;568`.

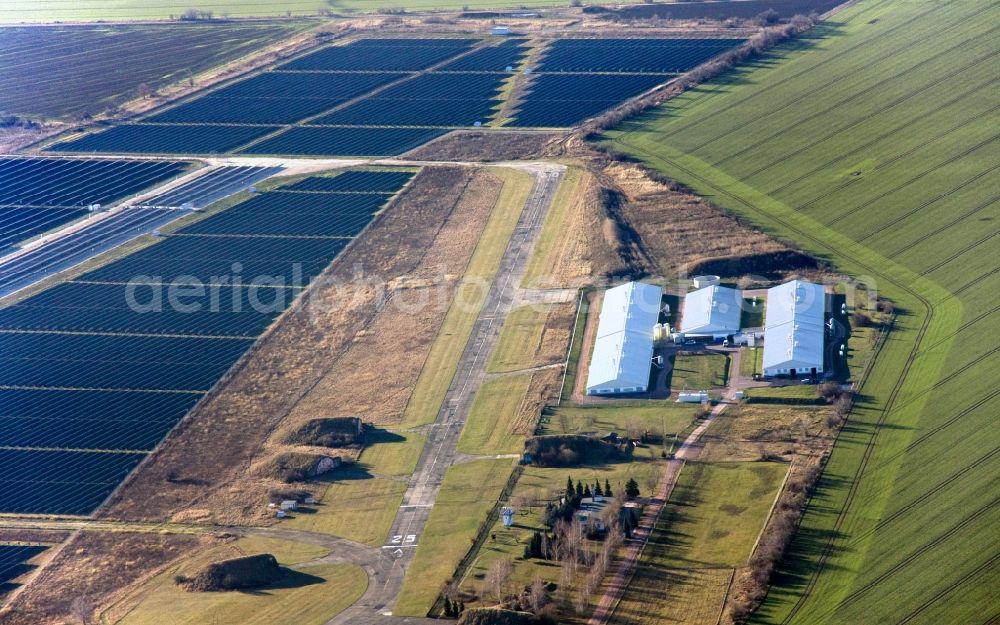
524;435;624;467
179;554;281;592
284;417;363;447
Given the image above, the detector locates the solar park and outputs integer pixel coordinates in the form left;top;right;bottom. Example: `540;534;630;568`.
0;169;411;515
50;36;744;157
0;157;190;252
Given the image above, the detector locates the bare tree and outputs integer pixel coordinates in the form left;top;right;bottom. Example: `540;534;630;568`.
528;577;548;614
70;596;95;625
485;558;514;601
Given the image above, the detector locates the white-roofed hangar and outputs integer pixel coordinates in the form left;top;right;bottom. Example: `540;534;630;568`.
680;285;742;338
762;280;827;378
586;281;661;395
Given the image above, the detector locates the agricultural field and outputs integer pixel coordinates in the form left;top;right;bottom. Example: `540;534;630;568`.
0;23;307;119
0;169;412;516
0;157;190;251
602;0;1000;622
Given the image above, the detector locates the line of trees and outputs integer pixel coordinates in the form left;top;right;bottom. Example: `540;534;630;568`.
729;464;821;622
584;13;820;136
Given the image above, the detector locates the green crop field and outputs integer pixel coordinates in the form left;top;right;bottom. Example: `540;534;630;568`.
602;0;1000;623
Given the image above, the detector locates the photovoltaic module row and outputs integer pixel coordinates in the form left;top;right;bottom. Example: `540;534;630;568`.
144;72;407;124
0;389;201;451
0;157;189;250
78;235;347;286
0;157;188;207
54;124;279;156
282;170;413;193
139;165;284;209
437;39;529;72
239;126;446;157
0;545;47;591
310;72;509;127
277;38;476;72
0;449;146;515
509;73;668;127
537;38;744;73
0;169;412;515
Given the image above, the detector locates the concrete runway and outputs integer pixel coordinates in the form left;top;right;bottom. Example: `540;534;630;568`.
326;164;565;625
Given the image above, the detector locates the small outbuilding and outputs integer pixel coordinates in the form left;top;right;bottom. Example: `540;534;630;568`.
491;25;512;35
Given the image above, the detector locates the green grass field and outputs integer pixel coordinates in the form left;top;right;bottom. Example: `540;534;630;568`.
613;462;787;625
669;353;730;390
119;563;366;625
283;472;407;547
488;305;551;373
117;536;365;625
740;346;763;378
540;401;697;439
457;374;533;455
603;0;1000;622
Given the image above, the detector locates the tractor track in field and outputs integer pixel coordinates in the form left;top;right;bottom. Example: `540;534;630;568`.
895;552;1000;625
951;267;1000;297
763;80;1000;197
848;448;1000;546
868;390;1000;472
837;494;1000;610
920;304;1000;351
781;110;999;225
650;0;950;140
889;345;1000;411
920;230;1000;276
882;194;1000;256
612;138;939;625
660;4;998;158
715;39;1000;172
822;134;1000;227
865;169;1000;248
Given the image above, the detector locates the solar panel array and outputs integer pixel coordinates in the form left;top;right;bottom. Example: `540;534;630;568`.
508;37;744;127
52;38;505;157
139;165;284;209
0;157;189;252
49;36;744;154
0;544;48;593
0;169;412;516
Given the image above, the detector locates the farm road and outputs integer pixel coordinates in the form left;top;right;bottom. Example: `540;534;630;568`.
325;163;565;625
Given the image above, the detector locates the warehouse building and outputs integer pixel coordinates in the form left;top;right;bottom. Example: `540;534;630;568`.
762;280;826;377
586;281;661;395
680;284;743;338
